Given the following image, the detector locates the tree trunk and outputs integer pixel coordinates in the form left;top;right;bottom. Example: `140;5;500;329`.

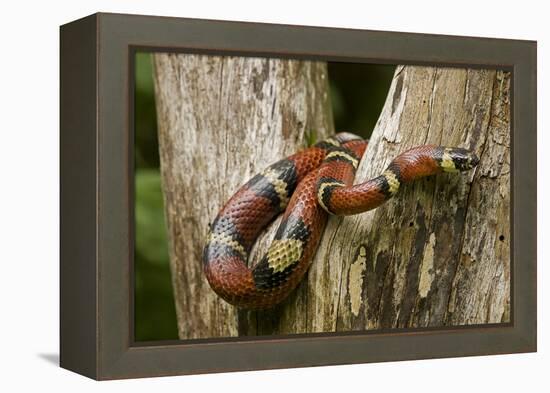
154;58;510;338
313;66;511;331
239;66;510;335
153;54;333;339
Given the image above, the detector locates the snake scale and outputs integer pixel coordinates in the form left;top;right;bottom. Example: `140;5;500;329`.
203;132;479;309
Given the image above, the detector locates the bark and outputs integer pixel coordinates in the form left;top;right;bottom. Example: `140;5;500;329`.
314;66;511;331
239;66;510;335
154;58;511;338
153;53;333;339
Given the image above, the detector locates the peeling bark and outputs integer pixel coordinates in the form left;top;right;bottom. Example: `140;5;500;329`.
154;59;510;338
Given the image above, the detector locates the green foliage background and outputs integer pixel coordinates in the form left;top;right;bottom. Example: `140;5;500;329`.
134;53;395;341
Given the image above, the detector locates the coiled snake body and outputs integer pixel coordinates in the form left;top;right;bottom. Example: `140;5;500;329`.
203;133;479;309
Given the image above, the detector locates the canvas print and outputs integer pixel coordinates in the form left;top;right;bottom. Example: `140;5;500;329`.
134;52;510;342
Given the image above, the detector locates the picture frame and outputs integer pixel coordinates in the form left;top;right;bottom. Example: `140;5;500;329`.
60;12;536;380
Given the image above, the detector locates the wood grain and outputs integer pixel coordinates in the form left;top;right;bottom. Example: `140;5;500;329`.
153;53;332;339
153;58;510;338
241;66;511;334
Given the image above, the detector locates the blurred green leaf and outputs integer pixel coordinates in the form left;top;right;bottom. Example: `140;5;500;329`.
135;170;169;265
135;53;160;169
134;53;179;342
134;168;178;341
135;52;156;95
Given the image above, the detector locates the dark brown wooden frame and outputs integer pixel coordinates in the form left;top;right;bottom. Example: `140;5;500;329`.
60;12;537;380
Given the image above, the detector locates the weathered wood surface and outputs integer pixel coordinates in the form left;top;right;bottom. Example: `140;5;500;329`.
153;54;333;339
154;58;511;338
239;66;510;335
309;66;511;331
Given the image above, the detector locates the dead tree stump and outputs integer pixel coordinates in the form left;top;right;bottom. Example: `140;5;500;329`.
154;58;510;338
153;54;333;339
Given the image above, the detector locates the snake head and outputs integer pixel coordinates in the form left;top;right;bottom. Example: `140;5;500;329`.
443;147;480;172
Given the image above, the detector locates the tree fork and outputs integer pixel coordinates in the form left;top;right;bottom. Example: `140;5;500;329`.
154;58;510;338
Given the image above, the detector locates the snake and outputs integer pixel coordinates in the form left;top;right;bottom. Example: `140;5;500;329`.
203;132;479;309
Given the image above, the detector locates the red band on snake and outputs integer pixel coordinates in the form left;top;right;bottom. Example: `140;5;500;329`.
203;132;479;308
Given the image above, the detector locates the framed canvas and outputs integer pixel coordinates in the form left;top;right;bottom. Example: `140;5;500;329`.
60;12;537;380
